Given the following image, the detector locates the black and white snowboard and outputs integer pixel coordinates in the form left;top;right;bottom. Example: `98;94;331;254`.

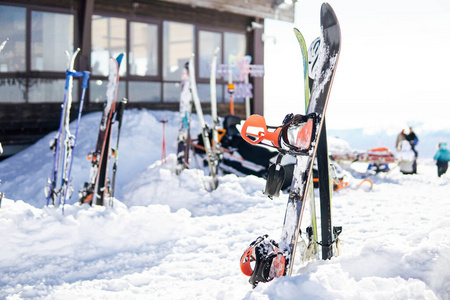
239;3;341;287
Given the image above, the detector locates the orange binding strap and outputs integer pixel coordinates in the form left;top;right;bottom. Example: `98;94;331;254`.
333;180;349;191
241;114;282;148
358;178;373;189
217;129;227;144
240;246;256;276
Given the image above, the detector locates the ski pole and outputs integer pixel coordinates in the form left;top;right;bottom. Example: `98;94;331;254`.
160;118;168;164
46;70;72;206
61;71;90;212
227;67;235;115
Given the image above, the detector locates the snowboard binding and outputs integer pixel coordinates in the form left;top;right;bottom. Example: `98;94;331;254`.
241;113;318;198
240;235;286;288
240;113;317;156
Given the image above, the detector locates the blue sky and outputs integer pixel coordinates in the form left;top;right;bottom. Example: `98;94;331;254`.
264;0;450;139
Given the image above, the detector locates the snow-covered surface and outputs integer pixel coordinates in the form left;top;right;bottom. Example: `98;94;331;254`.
1;109;449;299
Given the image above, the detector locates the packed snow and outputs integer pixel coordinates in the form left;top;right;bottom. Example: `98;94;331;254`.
1;109;450;299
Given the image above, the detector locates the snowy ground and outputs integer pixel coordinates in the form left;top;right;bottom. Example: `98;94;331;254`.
1;109;449;299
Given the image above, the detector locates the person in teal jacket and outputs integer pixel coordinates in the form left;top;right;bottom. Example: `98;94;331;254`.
434;142;450;177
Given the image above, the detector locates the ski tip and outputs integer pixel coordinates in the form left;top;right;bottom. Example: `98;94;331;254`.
293;27;306;43
321;3;339;29
116;53;125;66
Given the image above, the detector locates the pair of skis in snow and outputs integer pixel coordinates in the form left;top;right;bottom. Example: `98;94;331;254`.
239;3;342;287
45;48;90;210
45;51;126;209
79;54;127;207
176;49;222;191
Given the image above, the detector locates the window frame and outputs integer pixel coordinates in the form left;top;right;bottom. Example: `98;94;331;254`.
0;3;78;103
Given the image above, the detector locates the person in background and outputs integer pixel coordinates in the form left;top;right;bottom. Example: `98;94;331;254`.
434;142;450;177
404;127;418;174
396;127;418;174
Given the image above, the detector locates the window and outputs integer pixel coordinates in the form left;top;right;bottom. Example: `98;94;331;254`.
129;81;160;102
163;21;194;81
90;79;126;104
0;5;26;72
130;22;158;77
0;78;26;102
0;4;249;105
31;11;74;71
224;32;247;66
197;83;224;104
198;31;222;79
0;5;76;103
196;30;247;103
91;15;126;76
28;79;77;103
224;32;247;103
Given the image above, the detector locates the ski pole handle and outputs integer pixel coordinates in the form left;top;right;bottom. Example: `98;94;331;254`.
65;70;90;89
82;71;90;89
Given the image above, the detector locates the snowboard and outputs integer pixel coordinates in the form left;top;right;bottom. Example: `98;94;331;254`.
176;62;193;174
279;2;340;277
239;3;341;286
80;53;124;206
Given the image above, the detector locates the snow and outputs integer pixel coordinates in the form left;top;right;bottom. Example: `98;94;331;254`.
1;109;450;299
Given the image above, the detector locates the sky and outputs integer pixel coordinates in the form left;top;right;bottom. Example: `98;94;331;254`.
263;0;450;137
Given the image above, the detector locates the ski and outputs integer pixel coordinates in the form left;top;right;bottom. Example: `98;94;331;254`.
293;28;319;261
45;48;90;208
210;47;224;177
160;118;168;164
189;54;219;190
239;3;341;287
0;142;3;207
0;38;8;54
79;53;124;206
61;70;90;210
176;62;193;174
109;97;127;207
